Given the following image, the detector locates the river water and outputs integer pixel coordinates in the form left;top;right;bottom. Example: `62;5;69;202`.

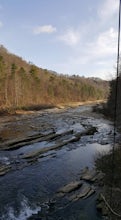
0;105;116;220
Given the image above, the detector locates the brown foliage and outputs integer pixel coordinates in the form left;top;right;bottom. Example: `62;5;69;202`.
0;45;109;111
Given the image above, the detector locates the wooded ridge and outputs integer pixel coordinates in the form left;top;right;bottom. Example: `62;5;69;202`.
0;45;109;113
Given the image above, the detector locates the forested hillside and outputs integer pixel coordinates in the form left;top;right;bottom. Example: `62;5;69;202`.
0;45;109;111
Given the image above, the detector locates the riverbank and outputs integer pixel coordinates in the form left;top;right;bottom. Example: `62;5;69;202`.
0;100;105;117
92;101;121;219
95;145;121;219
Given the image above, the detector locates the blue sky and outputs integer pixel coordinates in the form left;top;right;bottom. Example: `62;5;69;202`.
0;0;119;79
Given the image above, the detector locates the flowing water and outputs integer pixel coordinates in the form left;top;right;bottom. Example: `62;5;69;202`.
0;105;117;220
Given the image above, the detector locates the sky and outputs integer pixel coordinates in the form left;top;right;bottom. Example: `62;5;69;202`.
0;0;120;80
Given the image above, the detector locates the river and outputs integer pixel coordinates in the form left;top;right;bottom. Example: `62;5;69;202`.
0;104;116;220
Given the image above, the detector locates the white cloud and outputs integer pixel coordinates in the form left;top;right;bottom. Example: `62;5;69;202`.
0;21;3;28
65;28;117;65
87;28;117;60
53;27;117;80
33;25;56;34
98;0;119;20
59;28;81;46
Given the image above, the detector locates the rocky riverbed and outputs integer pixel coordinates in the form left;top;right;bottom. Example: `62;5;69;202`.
0;104;118;220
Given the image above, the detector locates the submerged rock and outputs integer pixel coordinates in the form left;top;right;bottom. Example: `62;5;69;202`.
0;164;11;176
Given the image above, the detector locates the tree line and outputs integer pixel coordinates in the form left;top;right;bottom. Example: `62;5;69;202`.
0;45;109;112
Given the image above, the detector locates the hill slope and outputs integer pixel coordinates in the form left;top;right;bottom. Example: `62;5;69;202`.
0;45;109;111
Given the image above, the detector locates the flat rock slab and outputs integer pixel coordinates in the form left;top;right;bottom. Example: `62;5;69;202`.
22;135;81;160
1;129;74;151
58;181;82;194
69;183;95;201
